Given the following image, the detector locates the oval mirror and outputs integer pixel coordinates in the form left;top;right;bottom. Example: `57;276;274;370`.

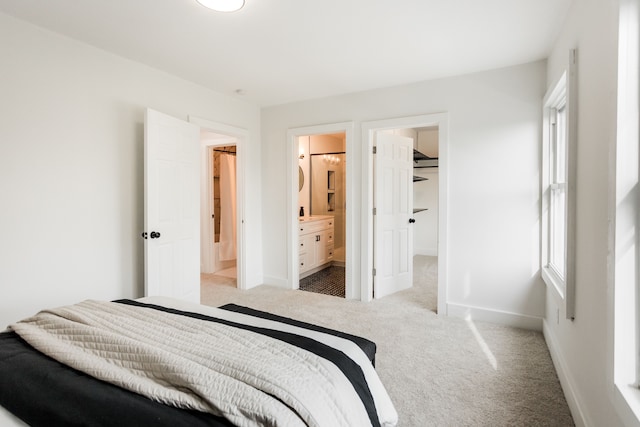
298;166;304;191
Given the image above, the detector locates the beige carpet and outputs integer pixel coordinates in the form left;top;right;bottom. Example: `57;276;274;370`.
201;256;574;427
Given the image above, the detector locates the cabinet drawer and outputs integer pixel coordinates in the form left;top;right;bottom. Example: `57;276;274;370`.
299;221;325;234
326;229;334;244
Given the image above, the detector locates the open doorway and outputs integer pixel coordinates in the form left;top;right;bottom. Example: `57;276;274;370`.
143;111;247;303
298;133;346;297
362;113;448;314
412;127;439;312
382;125;439;312
375;127;439;311
205;143;237;287
200;130;238;288
287;122;355;299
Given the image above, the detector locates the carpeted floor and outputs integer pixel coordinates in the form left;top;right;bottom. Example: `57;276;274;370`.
200;256;574;426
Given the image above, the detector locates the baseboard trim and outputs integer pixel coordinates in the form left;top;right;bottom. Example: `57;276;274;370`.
414;248;438;256
261;275;290;289
447;302;543;330
542;319;588;427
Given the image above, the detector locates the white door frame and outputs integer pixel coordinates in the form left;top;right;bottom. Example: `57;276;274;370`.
287;122;355;297
362;113;449;314
189;116;247;290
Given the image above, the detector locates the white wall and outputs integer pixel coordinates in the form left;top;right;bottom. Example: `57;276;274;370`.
542;0;624;425
417;128;439;158
0;13;262;329
261;60;547;327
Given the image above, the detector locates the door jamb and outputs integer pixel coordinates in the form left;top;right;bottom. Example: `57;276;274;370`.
189;116;248;291
362;113;449;315
287;122;355;297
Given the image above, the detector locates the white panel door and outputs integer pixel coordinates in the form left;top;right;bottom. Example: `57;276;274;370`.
374;132;414;298
144;109;200;303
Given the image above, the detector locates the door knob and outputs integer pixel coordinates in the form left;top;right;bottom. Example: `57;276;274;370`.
409;218;416;224
150;231;161;239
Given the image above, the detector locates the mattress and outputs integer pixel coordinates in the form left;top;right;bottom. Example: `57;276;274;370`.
0;297;395;427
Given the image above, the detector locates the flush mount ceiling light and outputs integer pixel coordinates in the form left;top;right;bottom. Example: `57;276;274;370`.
196;0;245;12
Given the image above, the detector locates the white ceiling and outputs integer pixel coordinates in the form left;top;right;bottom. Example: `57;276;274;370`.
0;0;572;107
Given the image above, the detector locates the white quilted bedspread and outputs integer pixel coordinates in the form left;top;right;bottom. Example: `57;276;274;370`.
10;300;389;427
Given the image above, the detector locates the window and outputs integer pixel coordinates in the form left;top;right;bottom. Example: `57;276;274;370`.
549;101;567;283
541;50;577;320
613;0;640;422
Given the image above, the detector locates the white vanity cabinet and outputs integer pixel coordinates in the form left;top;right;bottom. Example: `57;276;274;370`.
299;216;334;278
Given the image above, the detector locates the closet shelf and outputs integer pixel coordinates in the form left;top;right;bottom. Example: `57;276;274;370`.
413;175;429;182
413;208;428;214
413;149;438;168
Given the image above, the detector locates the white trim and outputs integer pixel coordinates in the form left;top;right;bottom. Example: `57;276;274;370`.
543;319;589;427
448;303;543;330
565;49;578;320
541;57;577;320
414;247;438;257
611;1;640;424
361;113;449;312
262;275;289;289
189;116;248;291
614;384;640;427
286;122;356;298
542;266;566;301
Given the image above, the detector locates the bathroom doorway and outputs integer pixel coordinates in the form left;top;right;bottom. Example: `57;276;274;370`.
298;133;346;297
287;122;355;299
200;130;238;288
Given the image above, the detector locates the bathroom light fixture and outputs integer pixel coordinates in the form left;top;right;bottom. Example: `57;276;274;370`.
196;0;244;12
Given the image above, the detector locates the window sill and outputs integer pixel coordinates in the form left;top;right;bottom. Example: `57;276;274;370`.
542;266;565;302
614;383;640;426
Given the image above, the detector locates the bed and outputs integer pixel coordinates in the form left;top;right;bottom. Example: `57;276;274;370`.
0;296;397;427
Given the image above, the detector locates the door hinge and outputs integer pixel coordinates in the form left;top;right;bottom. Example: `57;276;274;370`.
372;268;376;277
373;207;377;215
373;146;377;154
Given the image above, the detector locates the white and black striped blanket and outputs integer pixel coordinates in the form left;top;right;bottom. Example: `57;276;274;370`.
8;297;397;427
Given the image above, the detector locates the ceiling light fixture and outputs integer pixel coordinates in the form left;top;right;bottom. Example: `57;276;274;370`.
196;0;245;12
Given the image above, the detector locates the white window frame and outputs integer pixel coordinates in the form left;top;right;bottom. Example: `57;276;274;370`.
612;0;640;423
541;50;578;320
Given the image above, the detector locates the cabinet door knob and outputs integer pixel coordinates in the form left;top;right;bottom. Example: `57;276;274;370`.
409;218;416;224
150;231;161;239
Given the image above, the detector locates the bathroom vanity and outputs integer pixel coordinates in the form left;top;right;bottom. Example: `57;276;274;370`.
299;215;334;278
